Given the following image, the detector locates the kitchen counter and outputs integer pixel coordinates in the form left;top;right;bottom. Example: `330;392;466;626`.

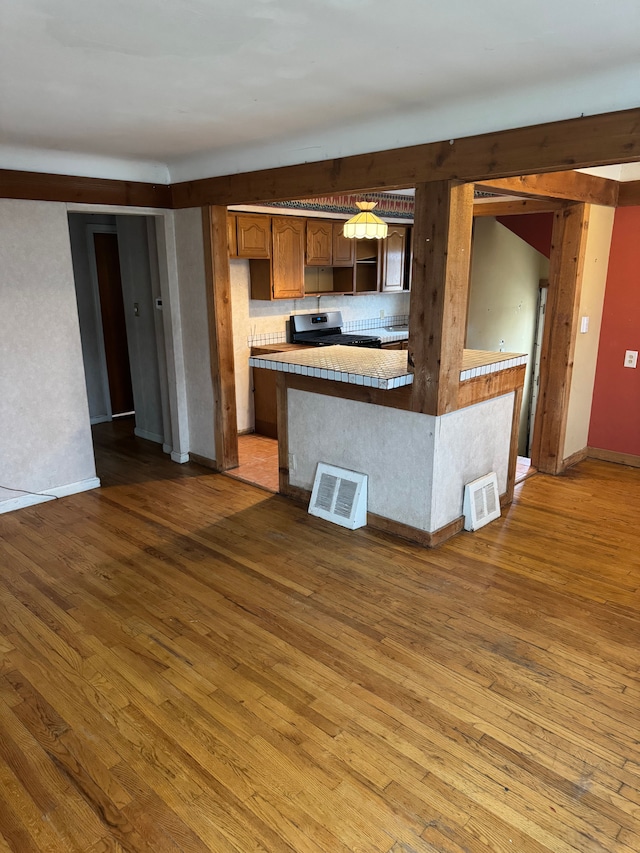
358;324;409;345
249;346;527;390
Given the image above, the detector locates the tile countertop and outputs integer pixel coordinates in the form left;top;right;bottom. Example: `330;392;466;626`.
358;324;409;344
249;347;527;391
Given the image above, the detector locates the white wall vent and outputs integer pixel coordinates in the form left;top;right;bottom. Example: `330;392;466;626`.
463;472;501;531
309;463;367;530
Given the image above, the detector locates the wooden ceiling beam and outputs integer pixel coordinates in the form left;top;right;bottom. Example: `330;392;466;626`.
475;171;618;206
0;168;171;208
171;107;640;207
617;180;640;206
473;198;564;217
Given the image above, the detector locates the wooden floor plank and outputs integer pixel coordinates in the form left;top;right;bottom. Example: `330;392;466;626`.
0;418;638;852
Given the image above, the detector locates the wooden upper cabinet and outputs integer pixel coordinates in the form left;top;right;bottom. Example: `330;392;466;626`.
237;214;271;258
380;225;407;291
271;216;305;299
306;220;333;265
332;222;356;267
227;213;238;257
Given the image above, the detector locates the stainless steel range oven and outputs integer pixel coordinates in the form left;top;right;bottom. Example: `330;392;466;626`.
290;311;381;348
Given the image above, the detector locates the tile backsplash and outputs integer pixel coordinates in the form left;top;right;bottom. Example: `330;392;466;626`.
247;314;409;347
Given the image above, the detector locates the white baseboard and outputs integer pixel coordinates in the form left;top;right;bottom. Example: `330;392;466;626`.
170;450;190;464
90;415;111;425
0;477;101;515
134;427;163;444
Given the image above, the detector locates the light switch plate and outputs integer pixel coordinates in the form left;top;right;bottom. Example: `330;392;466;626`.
624;350;638;368
580;316;589;334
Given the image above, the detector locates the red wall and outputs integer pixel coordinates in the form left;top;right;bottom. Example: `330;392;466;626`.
496;212;553;258
589;207;640;455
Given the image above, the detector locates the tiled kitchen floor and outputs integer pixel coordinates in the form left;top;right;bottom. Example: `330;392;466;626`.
225;434;279;493
515;455;536;484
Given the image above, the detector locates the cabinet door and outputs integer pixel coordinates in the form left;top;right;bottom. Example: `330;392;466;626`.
237;214;271;258
227;213;238;257
253;367;278;438
306;220;333;265
272;217;305;299
380;225;407;291
332;222;356;266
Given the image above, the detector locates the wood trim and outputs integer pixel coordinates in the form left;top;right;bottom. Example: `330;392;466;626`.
473;199;565;217
189;452;217;470
587;447;640;468
1;109;639;212
283;373;414;411
280;480;465;549
276;374;290;494
201;206;239;471
0;168;172;208
475;171;618;206
170;108;640;207
530;204;590;475
457;365;526;409
505;385;524;505
367;512;465;549
562;447;588;470
617;180;640;207
409;181;474;415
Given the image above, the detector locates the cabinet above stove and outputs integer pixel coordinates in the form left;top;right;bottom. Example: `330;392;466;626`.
228;212;411;300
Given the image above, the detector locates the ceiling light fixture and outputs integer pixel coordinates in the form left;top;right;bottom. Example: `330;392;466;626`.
343;201;388;239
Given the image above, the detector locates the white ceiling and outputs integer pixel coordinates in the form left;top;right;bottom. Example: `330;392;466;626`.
1;0;640;184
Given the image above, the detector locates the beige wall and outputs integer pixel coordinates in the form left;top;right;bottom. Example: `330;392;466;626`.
563;205;615;460
467;218;548;455
0;200;97;509
288;389;513;533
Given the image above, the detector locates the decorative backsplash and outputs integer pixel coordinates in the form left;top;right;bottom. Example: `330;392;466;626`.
262;190;498;220
247;314;409;347
265;193;414;219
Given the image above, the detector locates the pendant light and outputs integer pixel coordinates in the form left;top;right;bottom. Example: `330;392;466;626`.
343;201;388;239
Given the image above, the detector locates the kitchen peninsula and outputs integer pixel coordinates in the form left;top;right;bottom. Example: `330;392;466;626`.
249;346;527;546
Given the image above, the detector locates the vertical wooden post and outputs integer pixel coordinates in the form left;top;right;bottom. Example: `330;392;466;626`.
202;205;239;471
531;203;590;474
408;181;474;415
276;374;289;495
505;384;524;505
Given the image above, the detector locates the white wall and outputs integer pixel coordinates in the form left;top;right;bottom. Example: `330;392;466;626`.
467;218;548;454
563;205;615;459
287;389;512;533
0;200;97;508
174;207;216;461
231;256;410;432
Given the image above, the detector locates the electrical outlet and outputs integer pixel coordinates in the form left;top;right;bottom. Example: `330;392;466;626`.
624;350;638;368
288;453;296;471
379;309;385;319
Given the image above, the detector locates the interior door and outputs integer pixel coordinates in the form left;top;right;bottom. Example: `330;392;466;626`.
93;232;134;416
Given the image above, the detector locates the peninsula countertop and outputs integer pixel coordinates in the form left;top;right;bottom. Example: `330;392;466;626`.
249;346;527;391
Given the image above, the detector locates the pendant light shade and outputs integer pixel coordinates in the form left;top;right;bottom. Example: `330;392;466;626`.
343;201;388;239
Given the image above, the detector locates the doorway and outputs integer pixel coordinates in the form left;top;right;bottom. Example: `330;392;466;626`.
69;212;170;469
93;230;134;418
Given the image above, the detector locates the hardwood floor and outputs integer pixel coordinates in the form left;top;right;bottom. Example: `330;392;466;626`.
0;422;639;852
